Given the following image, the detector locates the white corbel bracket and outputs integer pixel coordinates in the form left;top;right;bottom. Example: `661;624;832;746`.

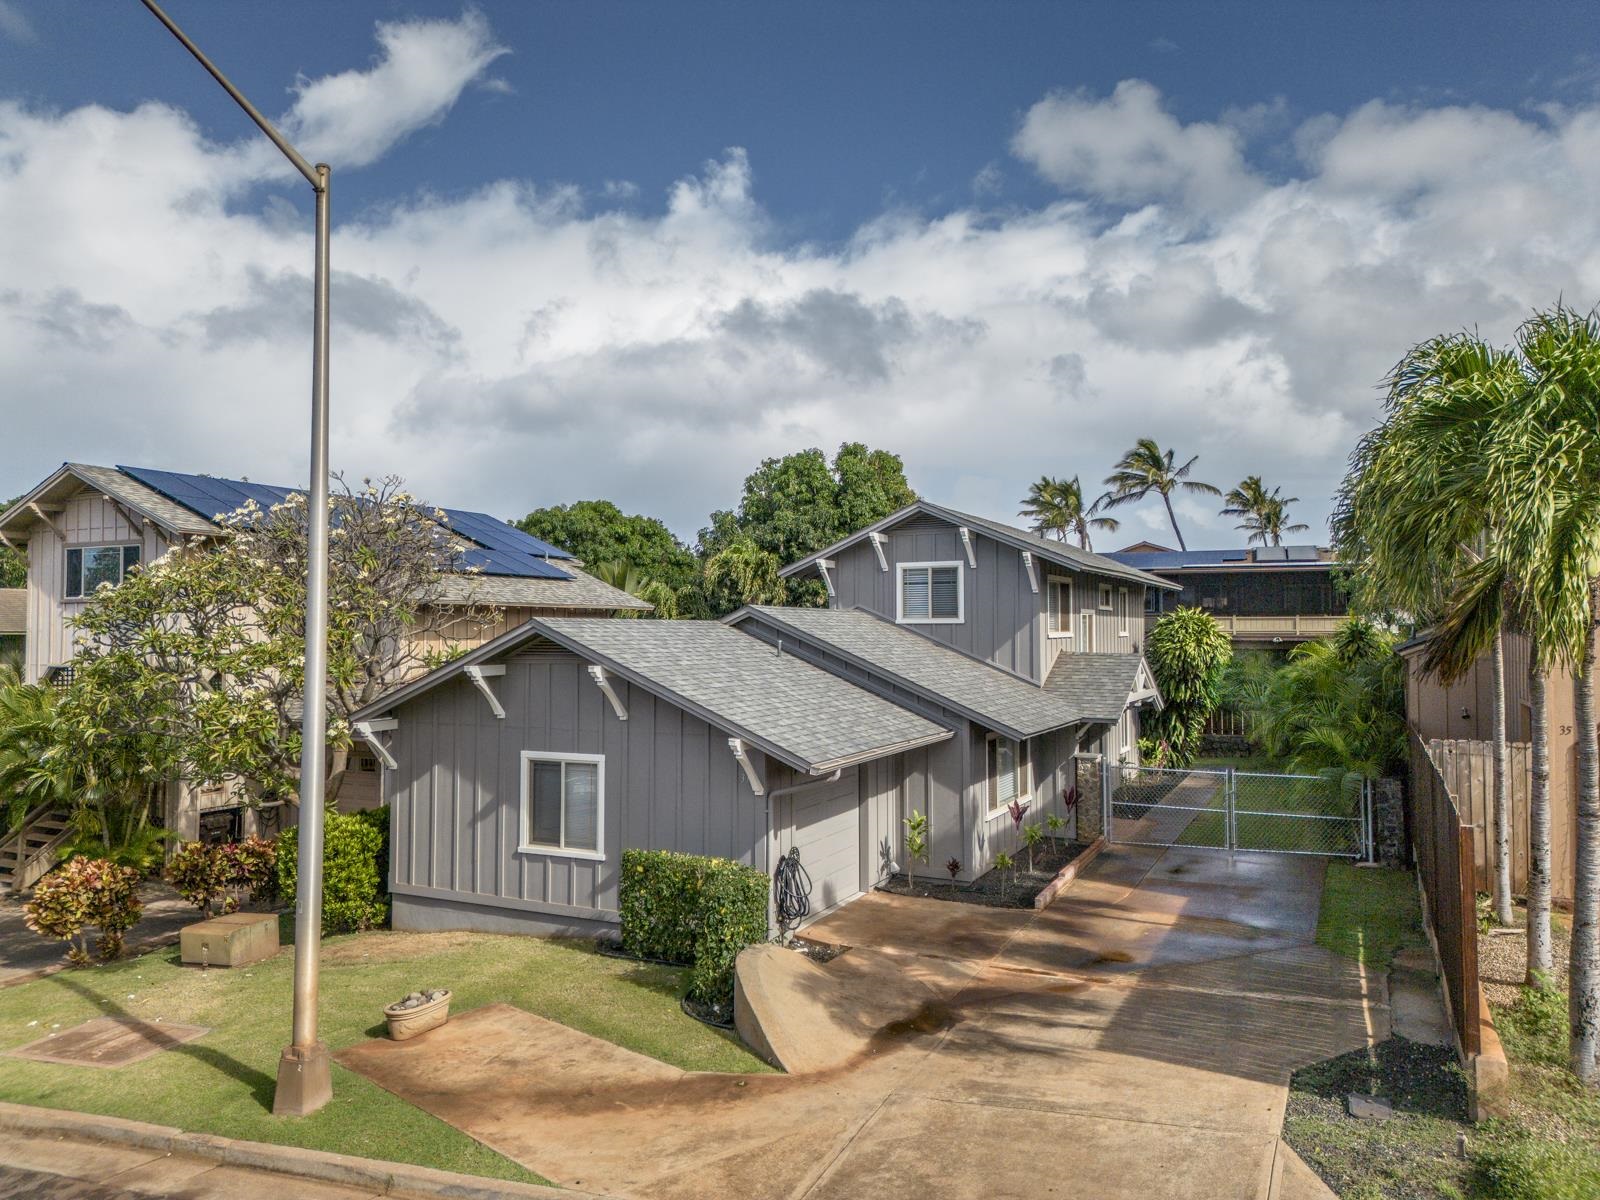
27;502;64;539
587;665;628;720
463;664;506;719
816;558;837;599
1021;550;1040;594
867;532;889;572
728;738;765;796
353;718;398;771
958;526;977;569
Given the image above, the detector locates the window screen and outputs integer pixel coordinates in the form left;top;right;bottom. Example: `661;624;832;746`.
900;564;961;620
524;757;602;854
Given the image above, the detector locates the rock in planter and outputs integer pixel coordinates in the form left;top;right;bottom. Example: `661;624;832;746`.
384;989;451;1041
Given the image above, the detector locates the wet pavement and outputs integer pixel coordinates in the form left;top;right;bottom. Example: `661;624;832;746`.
338;846;1382;1200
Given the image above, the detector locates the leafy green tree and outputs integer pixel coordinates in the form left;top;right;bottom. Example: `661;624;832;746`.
589;560;681;619
1018;476;1119;550
516;500;698;592
1142;607;1232;766
0;496;24;590
1101;439;1221;552
1220;477;1309;547
701;538;784;614
696;443;916;609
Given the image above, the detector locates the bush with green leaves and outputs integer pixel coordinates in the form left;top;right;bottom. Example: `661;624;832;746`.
618;849;769;1006
167;836;278;916
276;810;387;934
1470;1135;1600;1200
1143;607;1233;767
24;856;144;965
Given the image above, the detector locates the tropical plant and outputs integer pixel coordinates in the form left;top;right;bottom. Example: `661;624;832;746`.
1046;813;1065;839
903;809;929;889
945;856;961;880
701;537;784;612
23;856;143;965
1023;823;1045;873
1221;476;1310;547
1018;476;1119;549
590;560;681;619
1101;439;1221;551
993;851;1015;898
0;680;75;832
166;836;278;917
1230;620;1406;778
1142;608;1233;766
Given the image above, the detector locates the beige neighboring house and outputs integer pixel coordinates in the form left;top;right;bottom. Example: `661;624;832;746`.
0;587;24;670
0;462;646;885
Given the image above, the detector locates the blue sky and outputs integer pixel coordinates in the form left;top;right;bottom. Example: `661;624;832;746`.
2;2;1598;546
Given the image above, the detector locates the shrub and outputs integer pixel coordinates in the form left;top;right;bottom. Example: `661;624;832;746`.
167;835;279;916
348;806;391;891
618;849;770;1006
276;810;387;934
1143;607;1232;767
24;856;144;965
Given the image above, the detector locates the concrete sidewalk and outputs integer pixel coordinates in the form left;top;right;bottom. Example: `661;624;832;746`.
339;846;1383;1200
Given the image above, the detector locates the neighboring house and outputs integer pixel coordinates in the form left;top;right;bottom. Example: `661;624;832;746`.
0;462;645;848
0;588;23;671
1104;542;1347;646
354;501;1174;936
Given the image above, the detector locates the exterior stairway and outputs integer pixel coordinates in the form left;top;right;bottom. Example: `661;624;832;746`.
0;806;73;897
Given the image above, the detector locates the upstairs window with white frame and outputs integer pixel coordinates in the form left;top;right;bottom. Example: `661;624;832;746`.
1097;581;1114;610
1118;588;1130;636
64;544;141;599
987;735;1027;816
1046;577;1073;638
520;751;604;859
898;561;963;623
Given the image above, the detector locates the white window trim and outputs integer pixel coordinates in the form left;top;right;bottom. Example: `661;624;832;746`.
896;560;964;625
1118;587;1130;636
984;734;1028;821
1046;576;1073;639
1120;711;1133;756
518;750;606;861
1097;582;1114;610
63;541;141;602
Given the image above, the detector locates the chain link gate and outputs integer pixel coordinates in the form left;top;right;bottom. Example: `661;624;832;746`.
1091;759;1369;859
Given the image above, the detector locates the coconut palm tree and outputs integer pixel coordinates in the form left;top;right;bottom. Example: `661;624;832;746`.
1221;477;1310;546
590;560;680;619
702;537;784;611
1018;476;1120;550
1102;439;1220;551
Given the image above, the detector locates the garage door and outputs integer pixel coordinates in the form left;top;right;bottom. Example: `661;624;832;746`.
781;768;861;920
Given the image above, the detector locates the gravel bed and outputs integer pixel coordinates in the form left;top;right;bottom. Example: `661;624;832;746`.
1477;903;1571;1008
877;839;1092;909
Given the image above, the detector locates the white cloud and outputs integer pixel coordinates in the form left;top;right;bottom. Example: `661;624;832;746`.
1013;80;1259;216
0;1;34;45
1;47;1598;550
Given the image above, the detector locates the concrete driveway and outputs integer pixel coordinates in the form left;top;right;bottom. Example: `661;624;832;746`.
339;846;1376;1200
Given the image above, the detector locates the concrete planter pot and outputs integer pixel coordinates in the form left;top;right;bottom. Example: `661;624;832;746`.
383;990;451;1041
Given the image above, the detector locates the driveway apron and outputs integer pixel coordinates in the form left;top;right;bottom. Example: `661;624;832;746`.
338;846;1383;1200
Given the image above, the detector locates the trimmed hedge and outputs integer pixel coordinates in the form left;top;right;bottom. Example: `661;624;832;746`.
276;808;389;934
618;849;769;1005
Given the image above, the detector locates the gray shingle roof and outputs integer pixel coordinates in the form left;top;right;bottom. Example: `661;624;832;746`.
736;606;1087;739
1043;653;1152;723
66;464;220;536
430;570;652;612
0;589;23;635
779;500;1178;591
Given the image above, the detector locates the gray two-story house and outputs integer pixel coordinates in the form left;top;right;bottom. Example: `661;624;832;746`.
356;501;1176;936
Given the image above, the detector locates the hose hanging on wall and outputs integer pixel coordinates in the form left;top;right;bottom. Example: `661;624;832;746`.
774;847;812;934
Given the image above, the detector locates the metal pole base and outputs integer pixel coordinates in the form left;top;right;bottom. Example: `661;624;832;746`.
272;1041;333;1117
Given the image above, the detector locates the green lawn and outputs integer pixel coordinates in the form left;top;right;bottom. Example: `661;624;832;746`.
0;918;770;1183
1315;861;1428;972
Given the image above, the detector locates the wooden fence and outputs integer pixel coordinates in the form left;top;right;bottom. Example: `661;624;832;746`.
1425;738;1572;905
1408;733;1483;1056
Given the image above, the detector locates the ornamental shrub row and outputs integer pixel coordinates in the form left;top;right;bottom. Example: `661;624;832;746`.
276;807;389;934
166;835;277;916
618;849;770;1006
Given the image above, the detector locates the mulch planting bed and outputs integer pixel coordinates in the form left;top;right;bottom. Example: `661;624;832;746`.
877;839;1093;909
1284;1036;1472;1200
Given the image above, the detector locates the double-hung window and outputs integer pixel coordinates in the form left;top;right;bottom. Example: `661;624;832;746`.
1118;588;1130;636
520;751;604;859
64;544;141;599
898;561;962;623
1098;582;1114;610
1046;577;1073;638
987;735;1027;816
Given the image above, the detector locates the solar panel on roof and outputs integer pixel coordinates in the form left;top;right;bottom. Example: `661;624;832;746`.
1256;547;1289;562
441;509;572;559
1286;545;1320;562
1221;550;1249;562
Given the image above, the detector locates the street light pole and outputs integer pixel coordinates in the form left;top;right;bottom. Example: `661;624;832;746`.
139;0;335;1117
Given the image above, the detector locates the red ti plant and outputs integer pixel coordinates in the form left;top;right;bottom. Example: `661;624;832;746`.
1006;798;1030;836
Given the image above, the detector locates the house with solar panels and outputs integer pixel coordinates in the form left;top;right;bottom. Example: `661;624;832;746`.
1102;542;1347;647
0;462;646;846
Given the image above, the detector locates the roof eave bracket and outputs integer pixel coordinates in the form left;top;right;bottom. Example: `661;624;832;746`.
1021;550;1039;594
463;664;507;719
867;532;889;573
728;737;765;796
958;526;977;569
817;558;837;599
353;718;399;770
587;665;628;720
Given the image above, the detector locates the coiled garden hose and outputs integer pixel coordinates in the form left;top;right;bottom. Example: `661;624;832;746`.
774;847;812;930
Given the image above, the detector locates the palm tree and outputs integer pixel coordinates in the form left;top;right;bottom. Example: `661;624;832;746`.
1221;477;1310;546
702;538;784;611
1102;439;1220;551
590;560;680;619
1018;476;1120;550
